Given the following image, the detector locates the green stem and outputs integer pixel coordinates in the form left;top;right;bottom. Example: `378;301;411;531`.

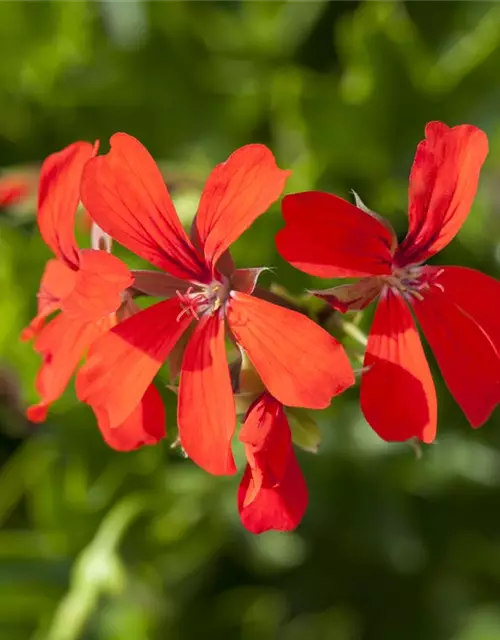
335;317;368;347
39;495;148;640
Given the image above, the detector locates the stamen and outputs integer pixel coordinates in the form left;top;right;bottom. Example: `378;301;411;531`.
407;289;424;302
174;279;230;322
176;288;201;321
385;264;433;301
175;306;196;322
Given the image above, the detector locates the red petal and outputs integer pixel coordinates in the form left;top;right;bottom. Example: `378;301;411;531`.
276;192;394;278
227;292;354;409
37;259;78;308
239;393;291;504
396;122;488;266
167;323;194;382
21;259;77;341
62;249;133;322
28;314;101;420
361;289;437;443
76;298;192;428
190;214;235;277
178;313;236;476
98;383;166;451
196;145;290;270
81;133;208;282
432;266;500;352
0;174;31;208
411;278;500;427
38;141;97;268
26;404;49;423
238;451;308;534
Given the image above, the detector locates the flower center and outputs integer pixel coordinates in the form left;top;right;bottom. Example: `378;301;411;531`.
382;265;443;301
176;278;230;321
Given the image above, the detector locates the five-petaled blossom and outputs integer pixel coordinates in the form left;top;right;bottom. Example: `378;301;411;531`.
22;141;167;450
76;134;355;476
239;392;308;533
277;121;500;443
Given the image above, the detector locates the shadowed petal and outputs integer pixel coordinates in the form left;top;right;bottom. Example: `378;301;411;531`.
196;145;290;270
27;314;101;422
62;249;133;322
396;122;488;266
239;393;291;504
238;451;307;534
178;313;236;476
276;192;394;278
361;288;437;443
98;383;166;451
81;133;208;281
167;323;194;382
227;292;354;409
76;298;192;429
38;141;97;268
411;279;500;427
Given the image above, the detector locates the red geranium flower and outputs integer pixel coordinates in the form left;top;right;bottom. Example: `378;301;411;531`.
0;173;32;208
238;392;307;533
22;141;165;451
76;134;354;475
276;121;498;443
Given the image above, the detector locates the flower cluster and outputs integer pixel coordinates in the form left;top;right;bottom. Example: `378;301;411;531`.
23;122;500;533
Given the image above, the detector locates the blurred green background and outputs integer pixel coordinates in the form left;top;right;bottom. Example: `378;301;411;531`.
2;1;500;639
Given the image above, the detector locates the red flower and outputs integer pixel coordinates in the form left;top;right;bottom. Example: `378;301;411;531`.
22;141;165;451
0;173;32;208
238;392;307;533
76;134;355;475
276;121;497;443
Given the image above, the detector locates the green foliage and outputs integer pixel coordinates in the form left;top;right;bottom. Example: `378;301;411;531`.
2;1;500;638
